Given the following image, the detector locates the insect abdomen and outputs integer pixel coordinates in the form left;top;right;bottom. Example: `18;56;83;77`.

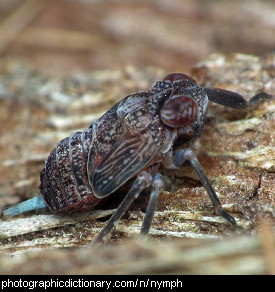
40;129;101;213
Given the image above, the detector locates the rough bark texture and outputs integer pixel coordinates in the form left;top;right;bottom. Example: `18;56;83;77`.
0;52;274;274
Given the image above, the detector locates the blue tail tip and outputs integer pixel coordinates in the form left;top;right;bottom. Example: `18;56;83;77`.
2;195;47;217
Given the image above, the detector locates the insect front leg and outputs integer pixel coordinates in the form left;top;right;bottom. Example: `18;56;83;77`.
173;149;237;228
91;171;152;245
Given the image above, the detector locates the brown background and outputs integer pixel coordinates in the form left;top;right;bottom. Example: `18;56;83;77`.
0;0;274;75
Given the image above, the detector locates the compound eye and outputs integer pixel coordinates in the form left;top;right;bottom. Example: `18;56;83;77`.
160;96;198;128
163;73;195;83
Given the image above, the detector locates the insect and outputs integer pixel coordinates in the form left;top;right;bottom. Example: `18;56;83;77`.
2;73;269;244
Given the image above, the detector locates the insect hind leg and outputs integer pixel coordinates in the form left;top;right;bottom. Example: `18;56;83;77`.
140;174;164;235
90;171;152;245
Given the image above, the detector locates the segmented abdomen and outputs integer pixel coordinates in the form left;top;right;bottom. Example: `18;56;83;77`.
39;128;100;213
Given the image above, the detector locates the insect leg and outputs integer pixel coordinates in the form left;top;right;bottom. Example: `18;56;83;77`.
91;171;152;245
140;174;164;235
173;149;236;228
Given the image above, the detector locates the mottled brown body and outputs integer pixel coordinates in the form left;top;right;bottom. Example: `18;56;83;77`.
5;73;267;242
39;78;181;213
38;73;254;217
40;129;101;213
